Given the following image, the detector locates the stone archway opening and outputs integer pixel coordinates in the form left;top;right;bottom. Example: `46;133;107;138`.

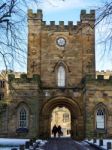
39;97;84;140
51;106;71;137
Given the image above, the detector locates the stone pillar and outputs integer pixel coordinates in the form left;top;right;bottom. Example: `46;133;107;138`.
99;139;103;146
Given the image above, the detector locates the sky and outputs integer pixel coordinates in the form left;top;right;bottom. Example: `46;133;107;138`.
32;0;112;72
28;0;112;72
1;0;112;72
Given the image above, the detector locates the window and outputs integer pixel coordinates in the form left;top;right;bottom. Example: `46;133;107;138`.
0;80;5;88
63;113;69;122
19;107;28;128
58;66;65;87
96;108;105;129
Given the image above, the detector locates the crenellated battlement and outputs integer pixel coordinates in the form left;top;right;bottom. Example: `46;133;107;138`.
41;21;78;32
80;9;95;22
8;74;41;85
42;20;79;26
85;74;112;84
28;9;95;32
97;75;112;80
96;70;112;73
28;9;43;20
96;70;112;79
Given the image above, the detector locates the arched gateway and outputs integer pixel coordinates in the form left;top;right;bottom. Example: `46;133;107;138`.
39;97;84;140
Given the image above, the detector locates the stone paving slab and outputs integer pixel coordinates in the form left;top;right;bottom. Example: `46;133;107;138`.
85;141;106;150
43;138;99;150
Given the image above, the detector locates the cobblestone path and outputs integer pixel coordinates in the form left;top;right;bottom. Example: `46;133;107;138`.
43;138;99;150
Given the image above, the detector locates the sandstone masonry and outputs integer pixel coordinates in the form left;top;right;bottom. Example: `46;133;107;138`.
0;9;111;140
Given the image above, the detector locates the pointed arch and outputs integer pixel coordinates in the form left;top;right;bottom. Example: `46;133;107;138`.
94;103;108;130
39;96;83;139
58;65;65;87
96;108;105;129
17;103;29;128
53;61;70;72
54;61;69;87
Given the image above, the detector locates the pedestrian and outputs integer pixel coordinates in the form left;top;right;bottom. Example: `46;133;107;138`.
57;125;62;137
52;125;57;137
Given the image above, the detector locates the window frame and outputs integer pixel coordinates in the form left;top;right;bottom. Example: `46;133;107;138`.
57;65;66;87
17;106;29;129
96;108;105;130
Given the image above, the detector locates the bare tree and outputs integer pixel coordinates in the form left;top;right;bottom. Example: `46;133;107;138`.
96;0;112;54
0;0;65;77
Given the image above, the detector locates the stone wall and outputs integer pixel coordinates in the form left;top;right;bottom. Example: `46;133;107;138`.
84;76;112;138
0;74;41;138
27;9;95;87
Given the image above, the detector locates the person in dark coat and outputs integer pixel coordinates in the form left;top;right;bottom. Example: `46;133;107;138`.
52;125;57;137
57;125;62;137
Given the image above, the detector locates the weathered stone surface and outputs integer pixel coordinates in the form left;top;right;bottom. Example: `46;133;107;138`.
0;9;112;140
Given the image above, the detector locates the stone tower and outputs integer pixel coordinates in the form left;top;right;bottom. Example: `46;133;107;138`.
27;9;95;87
26;9;96;139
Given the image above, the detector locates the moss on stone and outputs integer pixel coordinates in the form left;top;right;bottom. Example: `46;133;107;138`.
8;74;42;87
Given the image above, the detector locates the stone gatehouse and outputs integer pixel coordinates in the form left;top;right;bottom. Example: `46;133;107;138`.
0;9;112;140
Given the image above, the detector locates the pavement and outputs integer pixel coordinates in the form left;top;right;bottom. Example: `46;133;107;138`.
43;138;99;150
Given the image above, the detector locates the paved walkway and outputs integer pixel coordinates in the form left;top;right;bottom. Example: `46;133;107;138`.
43;138;99;150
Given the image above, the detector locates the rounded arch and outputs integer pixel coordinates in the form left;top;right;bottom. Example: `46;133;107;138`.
39;96;84;139
40;96;82;118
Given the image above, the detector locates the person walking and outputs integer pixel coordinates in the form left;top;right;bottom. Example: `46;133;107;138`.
52;125;57;137
57;125;62;137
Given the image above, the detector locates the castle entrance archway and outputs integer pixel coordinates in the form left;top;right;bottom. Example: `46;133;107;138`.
39;97;84;140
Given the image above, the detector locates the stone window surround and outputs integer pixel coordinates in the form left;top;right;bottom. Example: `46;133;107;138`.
96;108;105;129
17;105;29;129
55;61;69;88
94;103;107;131
57;66;66;87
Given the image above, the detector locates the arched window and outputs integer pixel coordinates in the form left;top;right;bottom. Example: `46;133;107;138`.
58;66;65;87
96;108;105;129
19;107;28;128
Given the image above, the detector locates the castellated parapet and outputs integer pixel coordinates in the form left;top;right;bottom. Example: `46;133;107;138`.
28;9;95;32
96;70;112;79
28;9;43;20
8;74;41;85
80;10;95;21
85;74;112;86
27;9;95;81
